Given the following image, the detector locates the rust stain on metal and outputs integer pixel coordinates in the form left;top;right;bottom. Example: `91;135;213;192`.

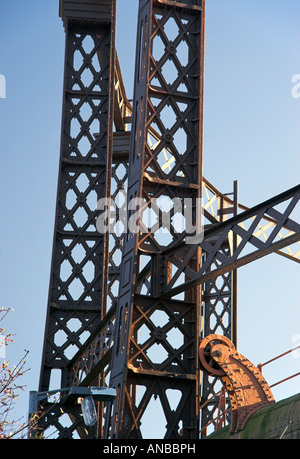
199;334;275;433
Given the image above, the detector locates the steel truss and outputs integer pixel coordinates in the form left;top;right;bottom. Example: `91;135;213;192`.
36;0;117;439
35;0;300;439
103;0;205;439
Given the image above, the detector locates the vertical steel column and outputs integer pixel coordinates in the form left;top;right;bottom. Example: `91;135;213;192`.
105;0;205;439
200;181;239;436
36;0;116;439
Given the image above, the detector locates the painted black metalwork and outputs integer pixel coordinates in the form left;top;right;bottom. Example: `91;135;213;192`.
104;0;205;439
34;0;300;440
36;0;116;439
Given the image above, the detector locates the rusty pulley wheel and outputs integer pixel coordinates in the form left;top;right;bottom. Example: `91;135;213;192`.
199;334;235;376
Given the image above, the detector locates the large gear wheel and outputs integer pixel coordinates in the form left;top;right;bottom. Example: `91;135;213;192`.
199;334;275;433
199;334;235;376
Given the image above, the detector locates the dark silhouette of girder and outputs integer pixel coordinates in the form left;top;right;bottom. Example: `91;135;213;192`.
35;0;117;439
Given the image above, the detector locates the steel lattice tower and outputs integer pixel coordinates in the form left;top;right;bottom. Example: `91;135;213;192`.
36;0;117;438
33;0;300;439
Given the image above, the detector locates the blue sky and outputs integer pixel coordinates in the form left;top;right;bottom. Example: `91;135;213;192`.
0;0;299;436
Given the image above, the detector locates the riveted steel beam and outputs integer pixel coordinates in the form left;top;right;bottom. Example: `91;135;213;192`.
104;0;205;440
36;0;117;439
161;184;300;299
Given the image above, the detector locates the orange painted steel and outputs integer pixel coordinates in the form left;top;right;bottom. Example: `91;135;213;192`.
199;335;275;433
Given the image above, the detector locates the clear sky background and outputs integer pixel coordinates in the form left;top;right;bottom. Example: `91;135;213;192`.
0;0;299;437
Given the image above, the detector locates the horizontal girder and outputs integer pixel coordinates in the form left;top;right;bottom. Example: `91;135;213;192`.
161;184;300;298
